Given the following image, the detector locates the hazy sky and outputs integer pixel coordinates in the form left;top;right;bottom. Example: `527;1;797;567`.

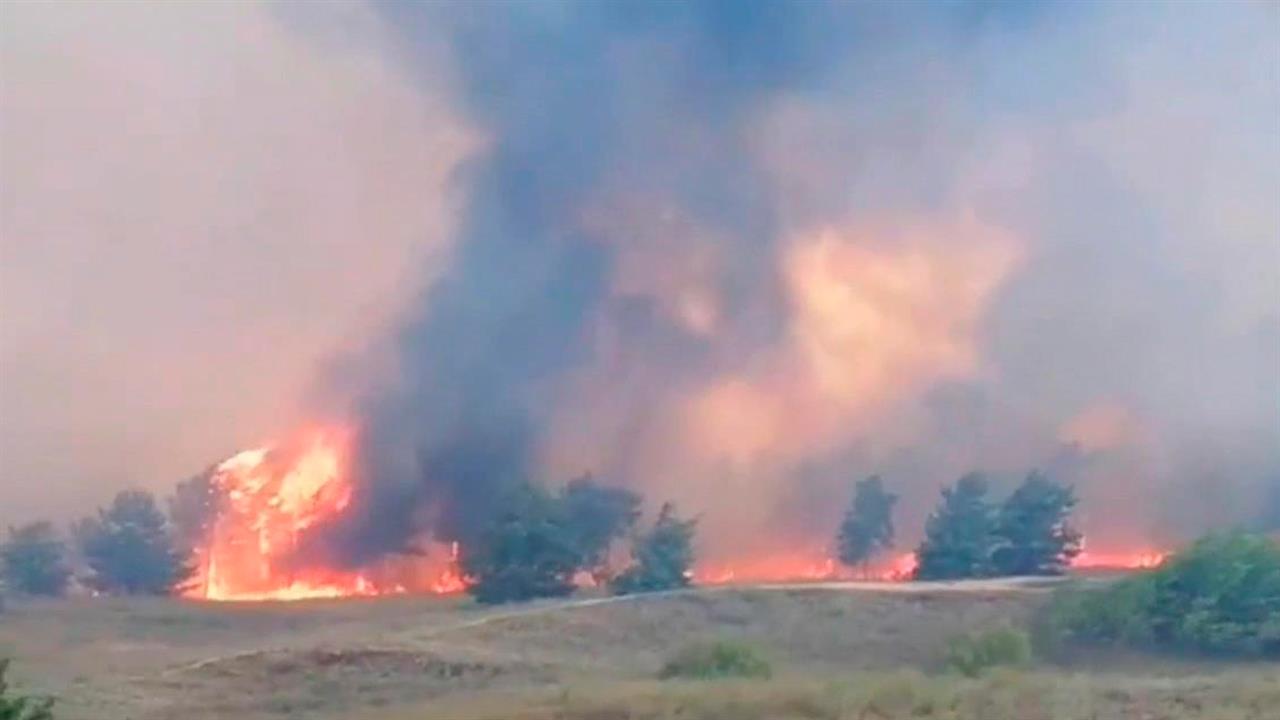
1;1;475;522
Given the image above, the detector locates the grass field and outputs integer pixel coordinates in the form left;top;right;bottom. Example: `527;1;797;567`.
1;582;1275;719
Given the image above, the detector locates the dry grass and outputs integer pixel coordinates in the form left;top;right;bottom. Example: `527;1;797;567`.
1;584;1274;719
394;671;1280;720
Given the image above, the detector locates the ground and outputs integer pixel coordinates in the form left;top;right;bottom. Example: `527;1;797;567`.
1;581;1275;719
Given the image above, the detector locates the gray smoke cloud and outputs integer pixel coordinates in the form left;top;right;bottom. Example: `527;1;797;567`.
321;1;1278;566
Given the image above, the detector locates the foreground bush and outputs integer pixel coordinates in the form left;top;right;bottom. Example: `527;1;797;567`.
0;659;54;720
1049;531;1280;657
659;640;772;680
944;627;1032;677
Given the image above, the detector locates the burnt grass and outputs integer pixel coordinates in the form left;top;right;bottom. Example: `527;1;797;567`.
0;585;1274;720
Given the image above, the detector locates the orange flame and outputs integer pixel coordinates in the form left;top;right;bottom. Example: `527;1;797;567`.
694;551;918;585
186;428;462;601
1071;549;1168;571
692;546;1167;586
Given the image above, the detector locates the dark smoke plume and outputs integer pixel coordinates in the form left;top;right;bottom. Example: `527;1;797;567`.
311;1;1277;566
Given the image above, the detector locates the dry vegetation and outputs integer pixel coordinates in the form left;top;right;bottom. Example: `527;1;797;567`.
0;584;1275;720
398;671;1280;720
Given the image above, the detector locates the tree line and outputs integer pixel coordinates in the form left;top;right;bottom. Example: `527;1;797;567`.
838;471;1083;579
1;468;1082;603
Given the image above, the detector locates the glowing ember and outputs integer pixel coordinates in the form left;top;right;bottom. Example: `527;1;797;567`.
187;428;460;601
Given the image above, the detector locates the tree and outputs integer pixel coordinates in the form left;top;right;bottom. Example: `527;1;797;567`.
611;503;696;595
560;475;640;582
0;523;70;597
74;490;192;596
991;471;1082;576
836;475;897;575
914;473;996;580
167;467;220;554
461;483;581;604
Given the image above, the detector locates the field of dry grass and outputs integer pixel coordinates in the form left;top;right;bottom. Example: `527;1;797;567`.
1;583;1275;719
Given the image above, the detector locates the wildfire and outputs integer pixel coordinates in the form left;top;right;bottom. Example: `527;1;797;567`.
1071;549;1168;571
187;428;462;601
692;546;1167;586
695;551;917;585
183;428;1169;601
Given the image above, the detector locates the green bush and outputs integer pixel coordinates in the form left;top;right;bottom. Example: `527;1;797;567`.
1048;531;1280;657
658;640;773;680
0;659;54;720
944;627;1032;677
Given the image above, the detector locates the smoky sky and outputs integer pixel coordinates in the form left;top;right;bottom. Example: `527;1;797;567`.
2;1;1276;562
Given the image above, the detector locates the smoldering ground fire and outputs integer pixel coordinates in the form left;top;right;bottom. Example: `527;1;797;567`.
4;2;1275;597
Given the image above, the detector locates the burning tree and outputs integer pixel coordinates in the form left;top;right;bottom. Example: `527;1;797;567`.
611;503;696;595
991;472;1081;576
914;473;996;580
836;475;897;575
74;490;193;596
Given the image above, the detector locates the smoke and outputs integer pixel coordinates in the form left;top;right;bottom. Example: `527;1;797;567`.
0;1;475;523
318;1;1277;565
2;2;1275;564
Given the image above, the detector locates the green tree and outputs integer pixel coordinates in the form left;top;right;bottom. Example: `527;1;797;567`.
74;490;192;596
914;473;995;580
0;523;70;597
167;467;220;554
611;503;696;595
461;483;580;604
561;475;641;582
0;659;54;720
991;471;1082;576
836;475;897;574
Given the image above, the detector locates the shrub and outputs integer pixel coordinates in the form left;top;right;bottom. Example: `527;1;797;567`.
944;627;1032;677
658;640;772;680
1048;531;1280;657
0;659;54;720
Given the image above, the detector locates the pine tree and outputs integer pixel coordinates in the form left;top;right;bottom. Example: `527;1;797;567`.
836;476;897;575
1;522;70;596
991;471;1082;575
75;490;193;595
611;503;696;595
914;473;996;580
167;467;220;554
461;483;581;604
